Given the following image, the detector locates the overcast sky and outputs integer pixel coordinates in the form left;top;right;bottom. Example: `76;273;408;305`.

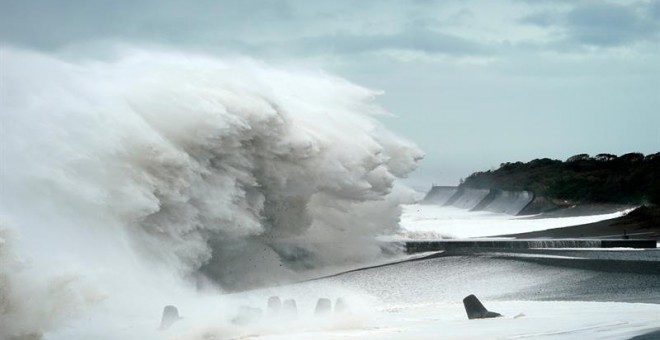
2;0;659;188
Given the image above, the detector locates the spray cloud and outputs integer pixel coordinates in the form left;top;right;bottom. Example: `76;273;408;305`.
0;47;422;337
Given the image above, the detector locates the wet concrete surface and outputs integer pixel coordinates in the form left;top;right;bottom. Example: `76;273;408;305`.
321;248;660;305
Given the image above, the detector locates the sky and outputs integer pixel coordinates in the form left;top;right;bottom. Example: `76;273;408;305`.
1;0;659;188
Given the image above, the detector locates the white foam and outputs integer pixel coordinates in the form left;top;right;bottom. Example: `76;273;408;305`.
397;204;630;239
246;301;660;339
0;47;423;339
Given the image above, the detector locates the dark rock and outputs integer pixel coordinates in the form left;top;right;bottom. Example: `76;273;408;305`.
267;296;281;315
283;299;298;316
159;305;182;330
463;295;502;320
315;298;332;315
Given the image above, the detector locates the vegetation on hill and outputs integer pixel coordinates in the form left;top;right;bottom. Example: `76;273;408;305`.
461;152;660;205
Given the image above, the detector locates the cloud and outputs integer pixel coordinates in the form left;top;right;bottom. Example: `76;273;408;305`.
520;0;660;48
296;24;493;57
519;11;561;27
0;0;295;50
0;0;656;192
0;0;497;59
566;1;658;46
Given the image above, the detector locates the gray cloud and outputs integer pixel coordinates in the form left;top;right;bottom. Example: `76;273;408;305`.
514;0;585;3
651;0;660;19
519;11;561;27
1;0;658;187
296;24;492;57
0;0;495;58
566;1;657;46
0;0;294;50
520;0;660;48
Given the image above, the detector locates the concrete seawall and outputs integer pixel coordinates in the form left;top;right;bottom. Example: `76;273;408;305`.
474;190;534;215
404;239;657;253
422;186;458;205
448;188;491;210
422;186;534;215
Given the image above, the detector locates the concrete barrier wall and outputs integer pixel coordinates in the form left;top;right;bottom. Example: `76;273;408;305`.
404;239;657;253
422;186;459;205
477;190;534;215
448;188;491;210
422;186;535;215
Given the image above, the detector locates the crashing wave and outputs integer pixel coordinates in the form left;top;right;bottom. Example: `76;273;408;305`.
0;47;422;337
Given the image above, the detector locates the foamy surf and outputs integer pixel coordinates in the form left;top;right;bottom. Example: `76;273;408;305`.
398;204;632;239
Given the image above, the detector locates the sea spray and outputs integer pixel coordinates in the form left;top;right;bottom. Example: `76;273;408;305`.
0;47;422;337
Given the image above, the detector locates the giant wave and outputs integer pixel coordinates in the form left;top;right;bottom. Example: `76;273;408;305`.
0;47;422;338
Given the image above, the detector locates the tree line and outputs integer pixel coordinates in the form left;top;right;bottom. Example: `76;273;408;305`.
461;152;660;205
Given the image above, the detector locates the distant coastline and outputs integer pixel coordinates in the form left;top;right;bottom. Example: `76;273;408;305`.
460;152;660;207
499;205;660;240
420;152;660;240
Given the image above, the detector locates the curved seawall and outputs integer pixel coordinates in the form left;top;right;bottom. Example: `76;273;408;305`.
422;186;535;215
422;186;459;205
404;239;657;252
475;190;534;215
447;188;491;210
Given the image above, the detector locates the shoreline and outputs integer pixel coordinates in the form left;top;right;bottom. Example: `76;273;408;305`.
500;205;660;240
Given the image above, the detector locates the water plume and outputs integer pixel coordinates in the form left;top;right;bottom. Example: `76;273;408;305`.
0;47;422;337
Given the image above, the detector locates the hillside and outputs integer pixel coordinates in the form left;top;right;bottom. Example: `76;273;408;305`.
461;152;660;205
